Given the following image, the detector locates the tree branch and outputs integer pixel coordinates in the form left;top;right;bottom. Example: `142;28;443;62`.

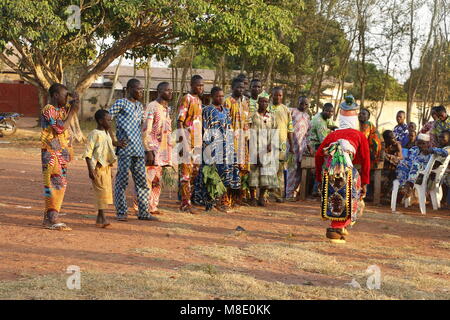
0;53;42;88
76;25;175;93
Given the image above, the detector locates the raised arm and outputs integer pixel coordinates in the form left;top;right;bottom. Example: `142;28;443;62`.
43;94;79;134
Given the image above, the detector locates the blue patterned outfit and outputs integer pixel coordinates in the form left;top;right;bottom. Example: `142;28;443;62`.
396;146;449;186
193;105;240;209
393;123;409;148
108;98;149;218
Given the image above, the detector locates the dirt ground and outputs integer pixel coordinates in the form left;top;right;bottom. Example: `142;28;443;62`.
0;118;449;300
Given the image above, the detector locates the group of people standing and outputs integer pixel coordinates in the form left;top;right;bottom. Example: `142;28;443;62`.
38;75;323;232
39;75;449;244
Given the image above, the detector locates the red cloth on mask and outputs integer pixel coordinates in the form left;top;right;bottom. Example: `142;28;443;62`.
315;128;371;185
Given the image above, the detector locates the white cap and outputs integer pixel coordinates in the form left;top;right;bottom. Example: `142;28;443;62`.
417;133;430;141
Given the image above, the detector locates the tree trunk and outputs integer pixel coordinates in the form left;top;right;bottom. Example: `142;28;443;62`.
264;57;275;92
180;64;189;95
406;0;439;123
144;63;151;105
107;55;123;107
213;64;219;87
377;3;396;127
147;65;152;104
241;54;247;73
315;66;325;113
220;54;226;90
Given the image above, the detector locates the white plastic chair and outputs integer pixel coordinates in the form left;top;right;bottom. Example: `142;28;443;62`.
391;153;450;214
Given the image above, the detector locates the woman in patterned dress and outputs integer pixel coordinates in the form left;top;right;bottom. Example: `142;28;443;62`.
41;83;79;231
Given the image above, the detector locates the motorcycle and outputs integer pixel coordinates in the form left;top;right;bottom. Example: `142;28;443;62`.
0;112;21;137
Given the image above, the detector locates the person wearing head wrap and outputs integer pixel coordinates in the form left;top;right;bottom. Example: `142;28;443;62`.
396;132;449;197
315;118;370;243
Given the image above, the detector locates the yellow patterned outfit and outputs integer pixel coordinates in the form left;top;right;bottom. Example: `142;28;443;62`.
82;129;117;210
177;93;202;210
40;104;73;217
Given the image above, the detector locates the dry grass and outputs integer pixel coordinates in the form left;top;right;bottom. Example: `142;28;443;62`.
1;238;449;300
1;265;448;300
393;257;450;276
190;245;246;263
133;247;170;256
433;241;450;250
244;242;366;277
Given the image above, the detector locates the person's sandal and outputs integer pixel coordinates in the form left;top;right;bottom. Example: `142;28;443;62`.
138;215;160;221
95;223;111;228
45;223;72;231
116;215;128;222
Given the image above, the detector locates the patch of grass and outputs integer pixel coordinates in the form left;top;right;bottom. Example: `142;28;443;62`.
393;257;450;276
267;210;297;218
190;245;245;263
5;269;448;300
380;234;402;239
433;241;450;250
164;227;194;236
362;211;450;231
133;247;170;256
245;243;360;277
379;274;450;299
346;243;417;260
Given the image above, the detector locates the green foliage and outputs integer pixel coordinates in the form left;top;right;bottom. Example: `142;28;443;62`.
191;54;216;70
346;61;406;101
202;165;226;199
0;0;298;91
403;40;450;104
275;9;349;93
